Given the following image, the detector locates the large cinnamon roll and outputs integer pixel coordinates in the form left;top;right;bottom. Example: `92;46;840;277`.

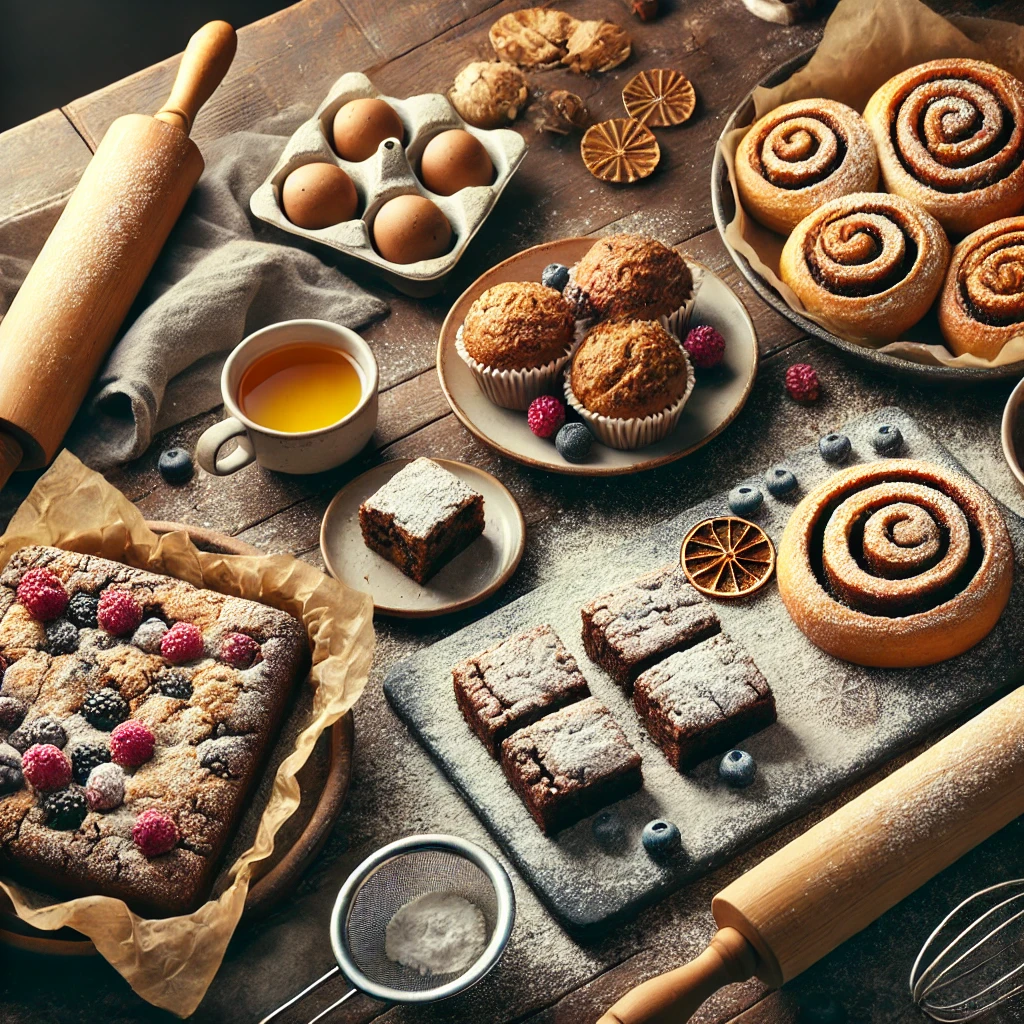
777;460;1013;668
863;59;1024;236
938;217;1024;360
736;98;879;235
780;192;950;341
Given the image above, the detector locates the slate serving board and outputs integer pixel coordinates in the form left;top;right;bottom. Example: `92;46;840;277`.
384;408;1024;935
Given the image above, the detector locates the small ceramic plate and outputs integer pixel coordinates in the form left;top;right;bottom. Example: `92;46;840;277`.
436;237;759;476
320;458;525;618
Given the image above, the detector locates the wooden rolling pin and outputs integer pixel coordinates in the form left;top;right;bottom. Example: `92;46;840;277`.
0;20;237;484
599;685;1024;1023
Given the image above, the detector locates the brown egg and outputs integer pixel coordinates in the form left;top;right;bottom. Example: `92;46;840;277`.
332;98;405;162
372;194;453;264
419;129;494;196
281;163;358;229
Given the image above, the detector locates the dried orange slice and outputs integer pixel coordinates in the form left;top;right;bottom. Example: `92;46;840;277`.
581;118;660;183
622;69;696;127
680;517;776;599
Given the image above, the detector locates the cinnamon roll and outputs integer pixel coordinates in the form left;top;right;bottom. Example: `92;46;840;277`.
736;98;879;235
939;217;1024;360
777;460;1013;668
863;59;1024;236
780;192;950;341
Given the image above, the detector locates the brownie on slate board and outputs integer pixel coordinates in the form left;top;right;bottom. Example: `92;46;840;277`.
453;624;590;756
359;458;485;584
633;633;776;772
581;564;720;687
500;697;642;835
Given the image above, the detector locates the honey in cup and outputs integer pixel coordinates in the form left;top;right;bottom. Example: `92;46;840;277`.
238;342;364;433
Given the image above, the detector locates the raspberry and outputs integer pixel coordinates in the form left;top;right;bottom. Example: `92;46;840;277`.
785;363;820;403
45;619;79;655
132;808;179;857
683;325;726;369
97;589;143;636
16;568;69;621
109;720;155;768
81;688;129;731
220;633;261;669
21;744;72;791
85;762;125;811
161;622;204;664
157;670;192;700
43;787;88;830
67;593;99;630
527;395;566;439
71;742;111;784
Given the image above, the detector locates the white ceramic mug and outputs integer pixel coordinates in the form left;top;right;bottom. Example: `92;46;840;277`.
196;319;378;475
1002;375;1024;498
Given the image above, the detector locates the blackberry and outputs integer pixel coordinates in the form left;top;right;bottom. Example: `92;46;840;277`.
157;671;192;701
45;619;79;655
9;715;67;752
43;786;88;830
71;743;111;784
67;593;99;630
0;695;27;731
81;689;129;731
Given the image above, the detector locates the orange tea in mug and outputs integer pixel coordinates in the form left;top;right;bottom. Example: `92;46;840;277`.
238;342;364;433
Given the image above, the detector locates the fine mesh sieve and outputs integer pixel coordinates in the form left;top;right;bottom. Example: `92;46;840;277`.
257;834;515;1024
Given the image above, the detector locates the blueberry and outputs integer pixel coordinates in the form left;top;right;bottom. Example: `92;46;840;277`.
728;485;763;516
555;422;593;463
719;749;757;787
765;465;797;497
871;423;903;455
541;262;570;292
592;809;626;849
641;819;681;860
797;993;847;1023
158;448;194;484
818;433;851;464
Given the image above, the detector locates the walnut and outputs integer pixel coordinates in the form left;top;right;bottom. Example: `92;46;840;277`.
531;89;589;134
489;8;631;75
450;61;530;129
563;19;631;74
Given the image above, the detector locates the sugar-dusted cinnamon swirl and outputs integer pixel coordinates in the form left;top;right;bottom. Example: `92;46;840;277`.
938;216;1024;360
736;98;879;235
777;460;1013;668
864;59;1024;236
780;192;950;341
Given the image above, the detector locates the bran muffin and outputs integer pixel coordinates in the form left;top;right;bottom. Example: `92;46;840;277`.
565;234;693;322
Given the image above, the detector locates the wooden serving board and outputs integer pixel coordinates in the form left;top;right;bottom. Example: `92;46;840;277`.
384;408;1024;935
0;520;353;954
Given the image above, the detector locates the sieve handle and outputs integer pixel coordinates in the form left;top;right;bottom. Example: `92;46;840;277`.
256;965;358;1024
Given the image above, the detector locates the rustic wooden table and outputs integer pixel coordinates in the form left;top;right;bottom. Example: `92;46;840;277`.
2;0;1024;1021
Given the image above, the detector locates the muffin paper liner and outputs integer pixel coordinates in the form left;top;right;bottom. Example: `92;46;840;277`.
456;324;578;410
0;452;374;1017
564;342;696;450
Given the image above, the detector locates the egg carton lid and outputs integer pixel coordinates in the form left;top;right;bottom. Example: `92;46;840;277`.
250;72;528;295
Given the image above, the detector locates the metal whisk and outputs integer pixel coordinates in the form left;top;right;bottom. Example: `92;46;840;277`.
911;879;1024;1021
258;834;515;1024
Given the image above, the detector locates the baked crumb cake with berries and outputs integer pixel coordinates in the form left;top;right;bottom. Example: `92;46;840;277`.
0;546;308;917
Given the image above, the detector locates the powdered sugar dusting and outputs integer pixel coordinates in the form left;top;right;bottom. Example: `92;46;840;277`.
363;458;482;539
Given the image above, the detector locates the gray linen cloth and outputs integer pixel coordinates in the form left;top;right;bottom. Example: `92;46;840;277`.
0;109;388;470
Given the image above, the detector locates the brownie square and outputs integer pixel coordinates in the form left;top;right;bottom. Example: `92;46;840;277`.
359;458;485;584
500;697;642;835
581;564;720;687
633;633;776;772
453;625;590;756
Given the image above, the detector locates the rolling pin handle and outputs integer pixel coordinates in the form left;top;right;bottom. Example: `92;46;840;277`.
596;928;758;1024
155;20;237;135
0;432;24;491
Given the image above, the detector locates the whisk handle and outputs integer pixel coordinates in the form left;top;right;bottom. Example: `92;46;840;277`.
596;928;758;1024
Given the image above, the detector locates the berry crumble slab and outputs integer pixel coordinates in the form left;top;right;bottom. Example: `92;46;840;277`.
0;546;309;917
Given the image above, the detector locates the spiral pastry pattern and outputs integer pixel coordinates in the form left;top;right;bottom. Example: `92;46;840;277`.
863;59;1024;236
777;460;1013;668
779;192;950;342
938;216;1024;360
736;98;879;235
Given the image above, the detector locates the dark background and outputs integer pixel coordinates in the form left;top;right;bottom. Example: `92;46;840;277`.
0;1;290;132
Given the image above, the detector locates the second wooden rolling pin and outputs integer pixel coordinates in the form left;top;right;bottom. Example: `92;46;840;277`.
598;685;1024;1023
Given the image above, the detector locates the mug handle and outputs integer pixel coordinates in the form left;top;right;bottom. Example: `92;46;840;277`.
195;417;256;475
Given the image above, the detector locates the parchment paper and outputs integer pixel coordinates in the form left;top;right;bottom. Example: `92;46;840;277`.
719;0;1024;368
0;452;375;1017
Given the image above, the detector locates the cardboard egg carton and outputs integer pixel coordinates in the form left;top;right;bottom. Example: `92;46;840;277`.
250;72;528;297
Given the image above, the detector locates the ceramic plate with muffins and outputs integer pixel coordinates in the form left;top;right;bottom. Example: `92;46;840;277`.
437;234;759;476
